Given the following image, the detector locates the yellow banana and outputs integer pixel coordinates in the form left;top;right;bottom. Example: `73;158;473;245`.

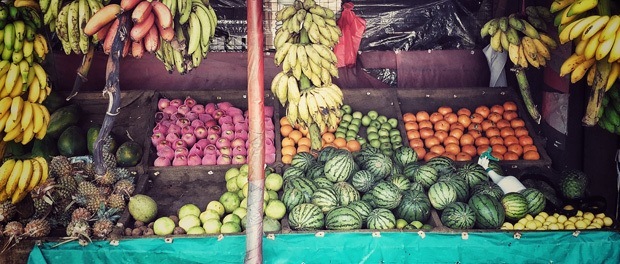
550;0;576;13
9;75;24;98
4;63;19;94
584;31;602;60
287;75;300;104
490;31;502;52
560;53;587;76
582;15;610;40
31;101;43;133
20;119;34;145
20;100;32;130
270;71;285;96
0;96;12;116
606;62;620;91
286;99;298;127
567;0;599;17
0;112;9;132
293;59;302;80
4;122;22;141
27;77;40;103
607;31;620;62
600;15;620;42
297;92;310;125
5;160;23;195
499;31;509;51
571;58;596;83
522;37;539;68
0;61;10;77
17;159;32;192
532;38;551;60
566;15;600;41
596;36;615;61
0;159;16;190
32;157;48;184
575;37;587;55
276;72;289;106
32;62;47;89
26;159;41;191
9;96;23;123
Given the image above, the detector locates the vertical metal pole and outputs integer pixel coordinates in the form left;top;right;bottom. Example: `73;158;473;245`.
245;0;265;263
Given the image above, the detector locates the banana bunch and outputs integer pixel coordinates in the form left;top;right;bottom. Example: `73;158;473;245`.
525;5;554;32
153;0;217;74
0;156;49;204
281;83;343;131
116;0;175;58
551;0;599;30
54;0;107;55
598;84;620;133
0;3;48;65
481;14;558;69
274;0;341;49
0;84;51;145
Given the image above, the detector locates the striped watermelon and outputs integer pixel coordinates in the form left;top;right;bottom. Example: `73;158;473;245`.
437;174;470;202
283;167;305;181
413;165;438;189
347;200;373;224
351;170;375;193
403;163;421;181
306;162;325;179
288;203;325;231
391;163;404;176
501;192;529;220
409;181;425;193
456;163;489;189
361;153;393;181
284;177;317;198
396;190;431;223
390;175;411;191
366;208;396;229
333;182;360;206
325;206;363;230
428;182;458;210
361;192;376;207
318;146;339;163
488;160;504;175
313;177;334;189
440;202;476;229
367;181;403;209
290;152;316;172
324;151;355;183
353;145;381;165
282;188;309;211
393;146;418;167
426;156;456;176
470;181;503;201
468;193;505;229
520;188;546;215
311;187;339;213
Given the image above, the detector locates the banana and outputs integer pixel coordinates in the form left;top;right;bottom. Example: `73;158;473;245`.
18;60;29;85
608;30;620;62
563;15;599;42
5;63;19;95
0;75;8;98
9;76;24;98
187;12;201;55
26;159;41;192
34;33;50;58
571;58;596;83
508;43;520;65
600;15;620;42
31;100;43;133
178;0;192;25
274;42;292;66
519;19;540;39
587;62;597;86
0;111;9;132
77;0;91;54
584;31;602;60
286;43;298;71
11;49;23;64
67;1;80;54
575;36;587;55
286;101;298;129
22;40;33;59
292;58;302;80
0;159;15;190
84;4;121;36
504;27;520;45
320;67;331;85
532;38;551;60
567;0;598;17
102;18;120;54
20;100;32;130
34;105;48;139
130;12;155;41
132;1;153;24
20;119;34;144
561;53;587;76
152;0;173;29
607;62;620;91
131;39;145;58
8;95;23;124
287;75;300;104
556;6;580;27
596;36;614;60
5;159;22;195
4;23;14;51
13;21;25;50
32;157;48;184
305;90;322;126
206;5;217;37
143;25;159;53
120;0;141;10
32;62;47;90
498;17;509;32
270;71;285;96
508;15;525;31
550;0;576;13
193;3;212;53
17;159;32;192
582;15;609;40
0;97;11;116
276;72;289;106
297;92;310;125
539;33;558;49
522;37;539;68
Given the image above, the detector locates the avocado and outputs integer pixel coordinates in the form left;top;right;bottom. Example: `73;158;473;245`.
57;126;88;157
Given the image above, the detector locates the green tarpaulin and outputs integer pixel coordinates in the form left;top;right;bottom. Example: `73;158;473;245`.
28;231;620;263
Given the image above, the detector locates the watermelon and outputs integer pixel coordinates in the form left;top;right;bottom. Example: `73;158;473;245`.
288;203;325;231
488;160;504;175
437;174;469;202
390;175;411;191
426;156;456;176
361;153;393;181
440;202;476;229
428;182;458;210
283;167;305;181
290;152;316;172
456;163;488;189
282;188;309;211
313;177;334;189
366;208;396;229
284;177;317;198
351;170;375;193
353;145;381;165
333;182;360;206
468;193;505;229
318;146;339;163
413;165;438;189
403;163;421;181
408;181;425;193
520;188;546;215
367;181;402;209
325;207;363;230
324;151;355;183
470;181;503;201
306;162;325;179
391;163;404;177
559;169;588;199
396;190;431;223
311;187;339;213
501;192;529;220
393;146;418;167
347;200;373;224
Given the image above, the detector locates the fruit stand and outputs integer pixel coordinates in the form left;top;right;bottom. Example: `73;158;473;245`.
0;0;619;263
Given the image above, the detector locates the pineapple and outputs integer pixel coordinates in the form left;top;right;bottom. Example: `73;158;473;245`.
86;195;107;214
83;162;96;179
71;207;92;221
106;193;126;211
102;135;116;153
112;167;131;180
24;219;51;238
98;186;112;196
95;169;117;186
77;181;99;197
56;175;78;199
0;201;16;223
66;219;91;238
30;179;56;219
50;156;74;178
92;206;121;238
103;151;117;169
3;221;23;237
113;179;135;197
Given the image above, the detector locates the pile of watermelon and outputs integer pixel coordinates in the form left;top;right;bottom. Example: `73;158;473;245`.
282;145;548;231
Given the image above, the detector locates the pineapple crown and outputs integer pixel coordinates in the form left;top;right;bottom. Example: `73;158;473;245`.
95;204;121;223
31;179;56;200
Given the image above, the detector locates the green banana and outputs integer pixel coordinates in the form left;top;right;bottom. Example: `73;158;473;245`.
3;23;14;51
498;17;509;32
508;14;525;31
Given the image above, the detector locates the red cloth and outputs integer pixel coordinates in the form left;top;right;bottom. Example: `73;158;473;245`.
334;2;366;68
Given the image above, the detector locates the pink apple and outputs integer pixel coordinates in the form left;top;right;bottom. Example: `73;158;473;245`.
216;154;231;165
155;112;169;122
264;106;274;118
174;147;189;157
158;98;170;111
191;119;204;128
157;145;175;160
218;115;233;125
173;139;187;150
177;104;191;115
226;107;243;117
205;103;216;114
199;113;214;123
191;104;205;114
232;146;247;156
232;114;245;124
176;118;191;128
265;130;275;140
208;125;221;135
231;138;245;148
234;122;248;131
172;154;188;166
195;139;209;148
234;130;248;141
156;140;172;152
151;132;165;146
217;102;232;111
189;144;204;157
213;109;225;120
185;111;198;121
216;138;231;149
264;118;274;130
232;154;246;165
154;156;171;167
221;130;235;141
182;133;196;146
169;98;182;107
194;126;208;139
218;146;231;156
204;119;217;127
163;105;177;115
202;153;217;165
204;144;218;156
165;132;180;142
206;133;219;144
184;96;197;108
221;122;234;132
181;125;195;135
187;154;202;166
153;123;169;134
265;153;276;164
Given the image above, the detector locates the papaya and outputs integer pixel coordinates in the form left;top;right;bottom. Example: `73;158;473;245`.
57;126;88;157
47;104;80;138
115;141;143;167
42;90;68;114
31;136;59;160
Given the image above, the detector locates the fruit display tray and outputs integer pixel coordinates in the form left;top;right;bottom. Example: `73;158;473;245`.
147;90;281;171
397;87;552;177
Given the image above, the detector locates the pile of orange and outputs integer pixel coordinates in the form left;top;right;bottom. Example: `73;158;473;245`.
280;117;362;164
403;101;541;162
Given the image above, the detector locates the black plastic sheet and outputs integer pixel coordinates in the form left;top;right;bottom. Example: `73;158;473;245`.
354;0;492;51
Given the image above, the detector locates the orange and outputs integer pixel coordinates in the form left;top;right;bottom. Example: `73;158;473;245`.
282;154;293;164
518;135;533;146
297;145;311;153
405;121;419;131
455;152;472;161
322;132;336;143
413;147;427;160
407;130;421;140
503;101;518;111
346;140;361;152
403;112;416;123
298;125;310;136
289;130;303;143
280;125;293;137
333;137;347;148
282;137;296;147
503;151;520;160
298;137;311;147
282;145;297;157
523;150;540;160
280;116;290;126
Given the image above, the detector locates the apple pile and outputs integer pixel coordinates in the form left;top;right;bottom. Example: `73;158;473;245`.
151;97;276;166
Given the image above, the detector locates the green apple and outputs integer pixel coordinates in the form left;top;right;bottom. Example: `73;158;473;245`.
378;129;389;137
367;132;379;141
265;173;283;191
199;209;221;223
390;129;401;137
341;114;353;123
377;115;388;124
379;137;391;144
369;120;381;129
392;142;404;150
380;142;392;150
366;126;378;134
224;168;240;181
341;104;352;114
352;111;363;119
361;115;372;126
346;130;357;138
179;215;202;231
357;137;367;145
388;118;399;129
380;122;392;131
367;110;379;120
350;118;362;127
345;136;356;142
221;222;241;234
369;139;381;148
382;149;394;157
335;132;346;139
390;135;402;144
336;127;348;135
153;217;176;236
178;204;201;219
206;201;226;217
347;124;359;133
